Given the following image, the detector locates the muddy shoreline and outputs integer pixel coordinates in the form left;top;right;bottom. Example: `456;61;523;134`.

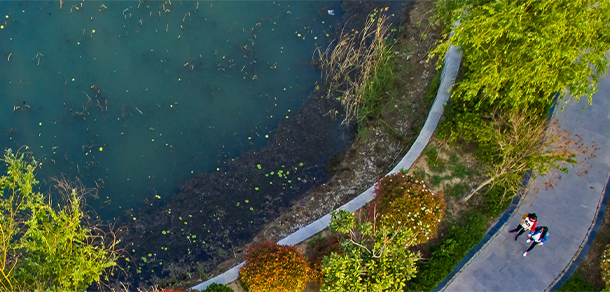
109;0;440;288
188;0;442;287
113;88;352;287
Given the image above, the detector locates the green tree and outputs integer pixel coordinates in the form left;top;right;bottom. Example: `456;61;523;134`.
320;210;419;292
433;0;610;108
455;110;593;202
0;149;120;291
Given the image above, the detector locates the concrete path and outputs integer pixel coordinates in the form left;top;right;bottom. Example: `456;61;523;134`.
440;51;610;292
191;45;464;291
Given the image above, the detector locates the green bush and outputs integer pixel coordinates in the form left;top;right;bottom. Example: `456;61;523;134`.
445;182;470;198
429;175;444;186
203;283;235;292
559;273;600;292
375;173;446;244
405;211;487;291
480;185;514;218
450;163;475;180
239;241;309;292
321;210;418;292
425;67;443;107
425;147;447;173
412;168;427;181
0;150;119;291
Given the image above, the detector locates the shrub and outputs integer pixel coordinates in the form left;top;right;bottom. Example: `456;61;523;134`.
559;273;600;292
375;172;446;244
425;147;447;173
321;210;419;292
405;211;487;291
239;242;309;292
202;283;234;292
0;150;119;291
309;236;341;285
446;182;470;198
601;244;610;289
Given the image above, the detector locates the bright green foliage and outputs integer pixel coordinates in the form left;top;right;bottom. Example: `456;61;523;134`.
239;241;309;292
321;210;419;292
202;283;234;292
0;149;119;291
375;173;446;244
433;0;610;108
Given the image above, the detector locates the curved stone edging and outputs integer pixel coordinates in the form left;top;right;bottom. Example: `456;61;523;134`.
191;45;463;291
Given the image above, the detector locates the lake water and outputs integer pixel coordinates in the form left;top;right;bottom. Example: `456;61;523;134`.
0;0;345;219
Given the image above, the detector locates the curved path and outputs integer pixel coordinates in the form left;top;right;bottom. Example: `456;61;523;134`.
439;51;610;292
191;45;464;290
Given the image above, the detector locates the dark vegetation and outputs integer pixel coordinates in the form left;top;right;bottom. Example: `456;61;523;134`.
559;274;600;292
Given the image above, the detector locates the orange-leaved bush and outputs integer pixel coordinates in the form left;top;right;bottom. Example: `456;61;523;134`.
374;172;445;244
239;241;309;292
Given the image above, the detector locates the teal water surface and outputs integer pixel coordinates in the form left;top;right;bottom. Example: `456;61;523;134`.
0;0;343;219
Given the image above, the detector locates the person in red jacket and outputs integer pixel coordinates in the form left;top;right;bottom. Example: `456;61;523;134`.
508;213;537;241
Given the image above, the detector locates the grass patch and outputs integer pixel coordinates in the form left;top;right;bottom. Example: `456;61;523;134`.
425;147;446;173
445;182;470;198
429;175;443;186
449;163;475;180
412;167;426;181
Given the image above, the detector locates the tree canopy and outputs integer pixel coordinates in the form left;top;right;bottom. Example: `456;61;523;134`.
0;150;119;291
434;0;610;108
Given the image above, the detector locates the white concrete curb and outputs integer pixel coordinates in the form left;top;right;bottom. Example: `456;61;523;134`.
191;45;463;291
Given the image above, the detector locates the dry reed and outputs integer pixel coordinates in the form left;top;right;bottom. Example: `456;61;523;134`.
315;13;392;125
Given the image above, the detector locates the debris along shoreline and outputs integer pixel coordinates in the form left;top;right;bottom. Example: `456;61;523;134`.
192;1;460;289
114;92;352;288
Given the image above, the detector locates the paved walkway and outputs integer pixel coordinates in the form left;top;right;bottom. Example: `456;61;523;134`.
440;51;610;292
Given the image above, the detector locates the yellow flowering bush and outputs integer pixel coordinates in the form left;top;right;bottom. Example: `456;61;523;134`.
239;241;309;292
374;172;446;244
601;244;610;288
